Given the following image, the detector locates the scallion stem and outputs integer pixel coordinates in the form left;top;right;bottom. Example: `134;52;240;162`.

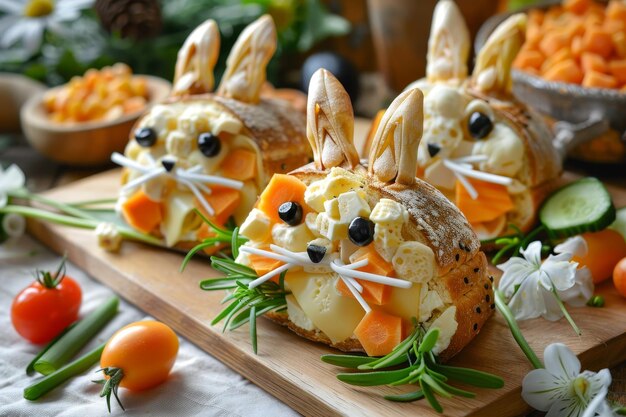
24;342;105;401
9;190;97;221
494;289;543;369
26;322;77;375
34;296;118;375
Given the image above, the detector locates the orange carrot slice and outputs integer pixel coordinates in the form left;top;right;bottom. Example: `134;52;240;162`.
257;174;309;223
581;52;608;74
582;27;614;58
609;59;626;83
221;148;257;181
582;70;618;88
354;310;403;357
543;59;584;83
121;190;162;233
455;179;514;225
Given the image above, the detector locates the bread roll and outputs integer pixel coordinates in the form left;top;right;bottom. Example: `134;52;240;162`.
113;15;310;249
238;69;492;361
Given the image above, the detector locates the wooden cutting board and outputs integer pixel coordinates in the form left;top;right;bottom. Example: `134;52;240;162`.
26;120;626;417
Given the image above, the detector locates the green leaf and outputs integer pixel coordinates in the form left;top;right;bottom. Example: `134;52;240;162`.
321;354;377;369
432;364;504;389
420;380;443;413
418;328;440;354
337;367;413;387
359;325;419;370
384;390;425;402
421;373;452;399
250;306;257;354
436;380;476;399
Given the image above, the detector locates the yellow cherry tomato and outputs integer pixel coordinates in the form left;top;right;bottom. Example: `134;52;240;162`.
613;257;626;298
100;321;179;391
572;229;626;284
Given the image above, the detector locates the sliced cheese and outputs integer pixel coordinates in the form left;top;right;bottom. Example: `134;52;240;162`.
286;295;316;331
379;284;422;322
234;180;259;225
286;271;365;343
161;192;199;246
338;191;370;223
373;222;403;262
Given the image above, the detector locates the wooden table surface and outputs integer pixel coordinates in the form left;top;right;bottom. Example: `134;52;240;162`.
2;130;626;412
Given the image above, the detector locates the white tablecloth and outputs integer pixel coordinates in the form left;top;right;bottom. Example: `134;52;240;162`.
0;236;299;417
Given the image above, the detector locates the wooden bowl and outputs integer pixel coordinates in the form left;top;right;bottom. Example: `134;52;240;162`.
20;75;171;167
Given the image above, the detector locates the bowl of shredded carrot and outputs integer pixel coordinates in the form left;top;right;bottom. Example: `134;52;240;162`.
20;64;171;166
477;0;626;164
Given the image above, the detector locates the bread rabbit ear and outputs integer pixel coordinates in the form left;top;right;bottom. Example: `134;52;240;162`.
471;13;526;96
426;0;470;83
172;19;220;96
217;14;276;104
368;88;423;186
306;69;360;171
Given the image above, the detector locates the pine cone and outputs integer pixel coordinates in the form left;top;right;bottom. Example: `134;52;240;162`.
95;0;162;40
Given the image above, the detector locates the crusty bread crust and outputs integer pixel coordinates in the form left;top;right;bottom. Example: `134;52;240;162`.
265;251;492;362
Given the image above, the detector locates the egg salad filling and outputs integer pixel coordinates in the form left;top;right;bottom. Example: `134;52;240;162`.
113;101;263;247
235;167;457;356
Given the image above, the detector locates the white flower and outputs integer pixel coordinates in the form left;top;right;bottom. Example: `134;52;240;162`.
522;343;612;417
0;0;94;58
0;164;26;208
497;241;593;321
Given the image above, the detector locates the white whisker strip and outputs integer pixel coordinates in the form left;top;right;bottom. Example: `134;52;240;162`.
177;171;244;190
443;159;513;186
342;275;363;293
121;168;166;192
193;181;213;195
342;259;369;270
178;178;215;216
143;153;156;166
340;276;371;313
452;170;478;199
239;246;296;265
111;152;152;174
268;245;312;265
248;263;293;289
187;165;204;174
331;260;412;289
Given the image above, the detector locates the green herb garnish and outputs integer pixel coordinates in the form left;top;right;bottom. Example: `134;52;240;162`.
324;324;503;412
188;214;288;354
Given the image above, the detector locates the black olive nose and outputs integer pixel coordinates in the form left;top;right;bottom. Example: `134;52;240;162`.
307;244;326;264
162;159;175;172
427;143;441;158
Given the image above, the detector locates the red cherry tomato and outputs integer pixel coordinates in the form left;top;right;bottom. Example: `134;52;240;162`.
613;257;626;298
10;258;82;344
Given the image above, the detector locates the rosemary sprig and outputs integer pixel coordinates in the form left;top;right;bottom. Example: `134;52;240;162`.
323;325;503;412
188;213;288;353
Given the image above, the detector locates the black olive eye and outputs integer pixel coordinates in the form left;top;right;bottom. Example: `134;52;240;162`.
348;217;375;247
135;127;157;147
468;112;493;139
198;132;221;157
278;202;302;226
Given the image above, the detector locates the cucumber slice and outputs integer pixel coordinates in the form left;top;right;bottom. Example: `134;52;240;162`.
539;177;616;238
609;207;626;241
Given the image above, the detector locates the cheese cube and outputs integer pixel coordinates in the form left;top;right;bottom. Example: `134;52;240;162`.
338;191;370;223
239;208;271;242
305;212;321;237
340;238;360;263
165;130;192;157
271;223;314;252
370;199;408;224
304;180;326;212
322;175;364;200
392;241;436;283
316;213;348;241
324;198;340;219
211;112;243;134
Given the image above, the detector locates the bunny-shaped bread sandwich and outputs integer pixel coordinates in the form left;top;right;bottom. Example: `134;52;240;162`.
235;69;492;360
113;16;310;248
394;1;562;240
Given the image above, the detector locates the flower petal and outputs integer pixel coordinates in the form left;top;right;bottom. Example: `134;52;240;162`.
541;257;577;292
555;236;588;259
522;368;567;411
581;386;610;417
559;268;594;308
0;164;26;191
0;192;7;209
1;18;27;48
540;288;564;321
508;274;545;321
0;0;24;14
22;20;43;56
497;257;536;296
546;396;584;417
521;241;543;266
544;343;581;380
